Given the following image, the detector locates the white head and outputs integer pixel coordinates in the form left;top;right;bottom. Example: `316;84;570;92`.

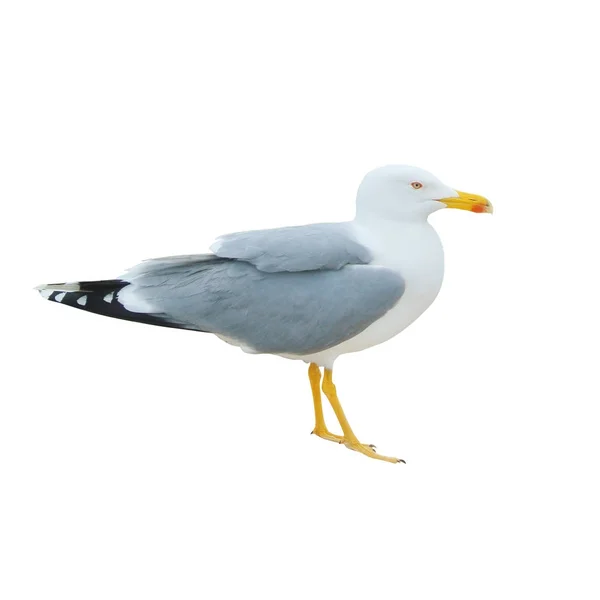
354;165;492;222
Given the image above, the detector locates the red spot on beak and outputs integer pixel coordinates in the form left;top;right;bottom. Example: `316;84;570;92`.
472;204;485;213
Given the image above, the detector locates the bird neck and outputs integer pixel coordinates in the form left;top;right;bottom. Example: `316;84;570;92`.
351;215;443;271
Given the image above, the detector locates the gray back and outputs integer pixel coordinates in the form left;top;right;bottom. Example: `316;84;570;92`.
211;222;372;272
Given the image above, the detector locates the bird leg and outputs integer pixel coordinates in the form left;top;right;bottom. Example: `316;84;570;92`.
308;363;344;443
321;368;404;464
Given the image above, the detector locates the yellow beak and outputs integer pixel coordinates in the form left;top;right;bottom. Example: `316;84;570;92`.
439;190;493;214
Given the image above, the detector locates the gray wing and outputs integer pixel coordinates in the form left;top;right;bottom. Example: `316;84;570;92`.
210;222;372;273
119;257;405;355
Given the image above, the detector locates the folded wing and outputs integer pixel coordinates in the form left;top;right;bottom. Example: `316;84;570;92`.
119;257;405;355
40;223;405;356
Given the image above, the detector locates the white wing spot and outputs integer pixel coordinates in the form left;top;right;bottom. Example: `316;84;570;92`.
77;295;88;306
104;292;114;303
39;289;53;299
55;292;66;303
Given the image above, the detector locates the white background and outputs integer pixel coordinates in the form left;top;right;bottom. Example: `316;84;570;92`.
1;1;599;598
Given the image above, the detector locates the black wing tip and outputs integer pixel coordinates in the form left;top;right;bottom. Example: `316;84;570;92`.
38;280;190;331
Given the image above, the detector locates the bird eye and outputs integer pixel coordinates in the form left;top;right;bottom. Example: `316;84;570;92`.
411;182;423;189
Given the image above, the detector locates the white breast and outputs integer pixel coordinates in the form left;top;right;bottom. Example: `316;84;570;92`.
298;219;445;367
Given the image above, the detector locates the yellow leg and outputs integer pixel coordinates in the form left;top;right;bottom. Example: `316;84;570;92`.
322;369;405;464
308;363;343;443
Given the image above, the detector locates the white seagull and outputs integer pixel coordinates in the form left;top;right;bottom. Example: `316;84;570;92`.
37;165;492;464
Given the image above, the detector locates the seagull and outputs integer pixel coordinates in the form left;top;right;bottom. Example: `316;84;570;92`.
36;165;492;464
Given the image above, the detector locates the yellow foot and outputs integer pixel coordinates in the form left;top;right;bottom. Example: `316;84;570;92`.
311;427;344;443
311;428;378;451
343;440;406;464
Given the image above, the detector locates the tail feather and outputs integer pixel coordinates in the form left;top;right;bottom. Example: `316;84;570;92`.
35;279;184;330
35;282;82;293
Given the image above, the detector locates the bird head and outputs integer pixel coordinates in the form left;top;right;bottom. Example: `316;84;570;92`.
355;165;492;221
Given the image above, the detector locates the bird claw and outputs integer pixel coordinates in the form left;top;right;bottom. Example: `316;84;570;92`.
343;441;377;453
313;431;402;463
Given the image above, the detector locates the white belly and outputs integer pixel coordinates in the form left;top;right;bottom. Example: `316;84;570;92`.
296;220;445;367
